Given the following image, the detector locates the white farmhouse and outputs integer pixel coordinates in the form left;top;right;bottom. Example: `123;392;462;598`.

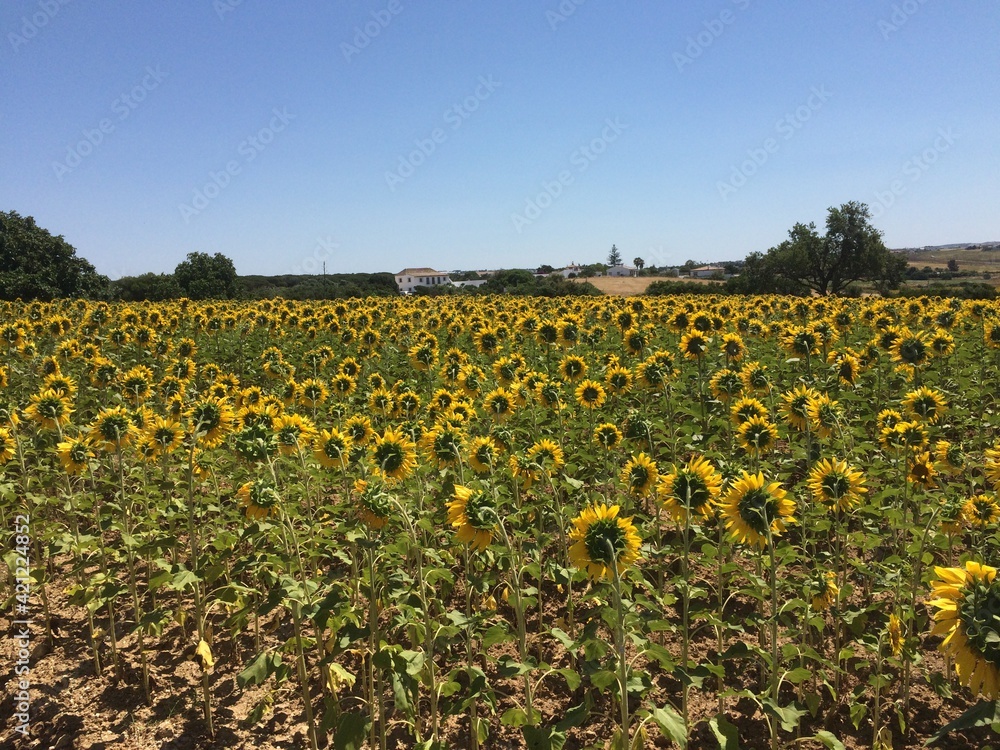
395;268;453;294
689;265;725;279
606;264;637;277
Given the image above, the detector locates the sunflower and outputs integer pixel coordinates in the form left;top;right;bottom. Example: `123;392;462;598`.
186;397;235;449
574;379;606;410
237;479;281;521
621;453;659;497
808;570;839;612
447;485;497;551
605;365;633;395
902;386;947;424
354;479;392;531
298;378;329;408
568;504;642;581
559;355;587;382
888;613;904;658
526;438;565;475
780;385;817;432
986;444;1000;490
930;330;955;357
42;372;76;399
483;388;516;423
508;453;538;491
25;389;73;431
807;394;842;439
593;423;623;451
368;387;395;417
736;416;779;456
679;329;710;361
908;451;937;488
940;496;965;536
934;439;966;475
274;414;318;456
370;427;417;483
147;415;184;456
468;436;501;474
313;428;351;468
709;369;743;402
720;332;745;363
722;471;795;549
120;366;154;403
88;406;138;451
0;427;16;465
806;458;867;513
739;361;770;394
658;454;722;524
535;379;565;410
423;423;465;469
459;365;487;398
985;323;1000;350
962;494;1000;528
56;438;92;475
730;396;768;426
927;562;1000;699
344;415;374;446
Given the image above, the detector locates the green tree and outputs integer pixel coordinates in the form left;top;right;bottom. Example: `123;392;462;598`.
173;252;239;299
633;257;644;271
762;202;906;295
607;244;622;266
0;210;109;300
112;272;183;301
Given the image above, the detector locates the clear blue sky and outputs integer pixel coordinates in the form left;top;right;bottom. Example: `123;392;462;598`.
2;1;998;278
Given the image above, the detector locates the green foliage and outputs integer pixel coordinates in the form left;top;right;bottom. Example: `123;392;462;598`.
0;210;110;300
240;272;398;299
479;270;602;296
608;244;623;266
645;280;728;296
112;272;183;301
173;251;239;299
739;202;907;296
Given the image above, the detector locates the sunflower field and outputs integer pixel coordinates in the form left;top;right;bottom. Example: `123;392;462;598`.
2;294;1000;749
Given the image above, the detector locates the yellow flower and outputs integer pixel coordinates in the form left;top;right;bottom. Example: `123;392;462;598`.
806;458;867;513
730;396;768;426
88;406;138;452
568;504;641;581
984;443;1000;490
658;454;722;524
621;453;658;497
237;479;281;520
574;379;606;410
679;329;710;361
56;438;92;475
0;427;17;464
722;471;795;549
370;427;417;483
780;385;817;431
809;570;839;612
526;438;565;475
934;440;965;475
807;394;842;439
908;451;937;489
736;416;779;456
902;386;947;424
186;396;235;449
423;423;465;469
354;479;392;530
313;428;352;469
593;423;622;451
962;494;1000;528
927;562;1000;699
447;485;496;551
25;389;73;430
888;613;904;658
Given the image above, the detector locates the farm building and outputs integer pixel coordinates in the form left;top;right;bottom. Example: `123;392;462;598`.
394;268;452;293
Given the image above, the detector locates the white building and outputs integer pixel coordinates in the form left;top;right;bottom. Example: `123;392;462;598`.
607;264;637;277
395;268;453;294
557;264;583;278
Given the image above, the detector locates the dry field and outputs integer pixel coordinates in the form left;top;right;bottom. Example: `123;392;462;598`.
573;276;725;295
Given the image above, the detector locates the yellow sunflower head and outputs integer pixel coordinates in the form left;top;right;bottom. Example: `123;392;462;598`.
574;380;607;410
736;416;779;456
658;454;722;524
902;386;947;424
928;562;1000;699
447;485;497;552
621;453;659;497
962;494;1000;528
370;427;417;483
237;479;281;521
313;428;352;469
593;423;623;451
806;458;867;513
526;438;565;476
568;504;641;581
722;471;795;549
808;570;839;612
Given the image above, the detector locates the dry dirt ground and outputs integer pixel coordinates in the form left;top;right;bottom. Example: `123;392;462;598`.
572;277;725;296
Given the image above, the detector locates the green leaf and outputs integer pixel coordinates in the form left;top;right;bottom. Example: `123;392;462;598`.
650;705;687;749
334;711;369;750
555;703;588;731
483;624;514;649
522;725;567;750
784;667;813;685
926;699;999;745
237;650;282;688
709;714;740;749
557;667;581;691
589;669;618;690
761;698;807;732
811;730;846;750
550;627;575;651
